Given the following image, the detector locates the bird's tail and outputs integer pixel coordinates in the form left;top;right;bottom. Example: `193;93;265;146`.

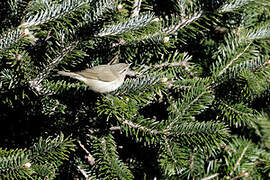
58;71;79;78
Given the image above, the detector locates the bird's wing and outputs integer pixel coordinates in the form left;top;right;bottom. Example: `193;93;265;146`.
97;68;118;82
76;69;99;80
77;66;118;82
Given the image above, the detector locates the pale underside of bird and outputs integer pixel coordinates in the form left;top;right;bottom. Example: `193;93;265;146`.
58;63;130;93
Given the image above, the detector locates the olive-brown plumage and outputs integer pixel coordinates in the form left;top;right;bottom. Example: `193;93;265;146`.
58;63;130;93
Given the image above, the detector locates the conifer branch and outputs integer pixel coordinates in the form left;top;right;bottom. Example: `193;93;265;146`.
0;149;32;178
164;11;203;34
94;135;134;179
218;0;252;13
230;144;249;176
201;173;220;180
164;138;179;171
20;0;87;28
1;0;269;178
215;100;257;128
140;59;191;72
97;13;154;37
189;151;194;179
160;140;188;176
86;0;116;23
78;141;95;165
167;87;213;130
29;42;77;93
130;0;142;17
27;133;75;165
0;29;23;51
217;42;251;77
123;120;163;135
255;0;270;7
77;165;91;180
113;73;161;94
246;23;270;40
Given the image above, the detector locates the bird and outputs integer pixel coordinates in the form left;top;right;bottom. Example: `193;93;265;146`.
58;63;131;93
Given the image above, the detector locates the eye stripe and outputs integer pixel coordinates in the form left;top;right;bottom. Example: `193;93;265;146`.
120;69;127;74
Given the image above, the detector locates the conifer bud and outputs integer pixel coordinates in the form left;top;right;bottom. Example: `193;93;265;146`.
160;78;168;83
152;18;159;23
23;162;31;168
21;28;38;43
117;4;123;11
162;36;170;43
242;172;249;177
264;60;270;66
14;54;24;61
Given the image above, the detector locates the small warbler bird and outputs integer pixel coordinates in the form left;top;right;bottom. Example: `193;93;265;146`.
58;63;131;93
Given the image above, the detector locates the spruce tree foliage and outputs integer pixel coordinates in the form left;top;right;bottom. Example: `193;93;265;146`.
0;0;270;179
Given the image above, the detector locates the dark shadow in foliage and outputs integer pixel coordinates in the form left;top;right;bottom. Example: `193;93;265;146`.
0;88;46;148
48;87;100;136
139;101;169;122
214;79;248;103
114;131;162;179
150;0;176;17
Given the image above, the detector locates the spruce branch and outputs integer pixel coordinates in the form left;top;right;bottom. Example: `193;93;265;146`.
29;42;77;94
84;0;116;23
221;55;267;80
201;173;220;180
217;42;252;78
139;52;192;73
77;164;91;180
20;0;87;28
27;133;75;167
189;151;194;179
0;149;33;179
93;135;134;179
230;145;249;176
119;115;164;145
223;138;263;178
39;80;88;95
78;141;95;166
97;13;155;37
163;11;203;34
0;29;23;51
255;0;270;7
75;157;96;179
159;139;189;176
109;126;121;131
130;0;142;17
245;23;270;40
165;120;229;137
113;73;161;94
218;0;253;13
123;119;163;135
215;100;257;128
167;79;214;130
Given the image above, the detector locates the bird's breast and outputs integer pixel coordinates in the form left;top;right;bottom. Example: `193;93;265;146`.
83;78;125;93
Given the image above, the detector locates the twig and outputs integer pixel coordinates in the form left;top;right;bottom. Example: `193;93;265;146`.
164;11;203;34
109;126;121;131
140;61;187;72
256;1;270;7
190;151;194;180
131;0;142;17
201;173;219;180
123;120;162;135
29;42;77;93
77;165;91;179
217;42;251;77
78;141;95;166
230;145;249;176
